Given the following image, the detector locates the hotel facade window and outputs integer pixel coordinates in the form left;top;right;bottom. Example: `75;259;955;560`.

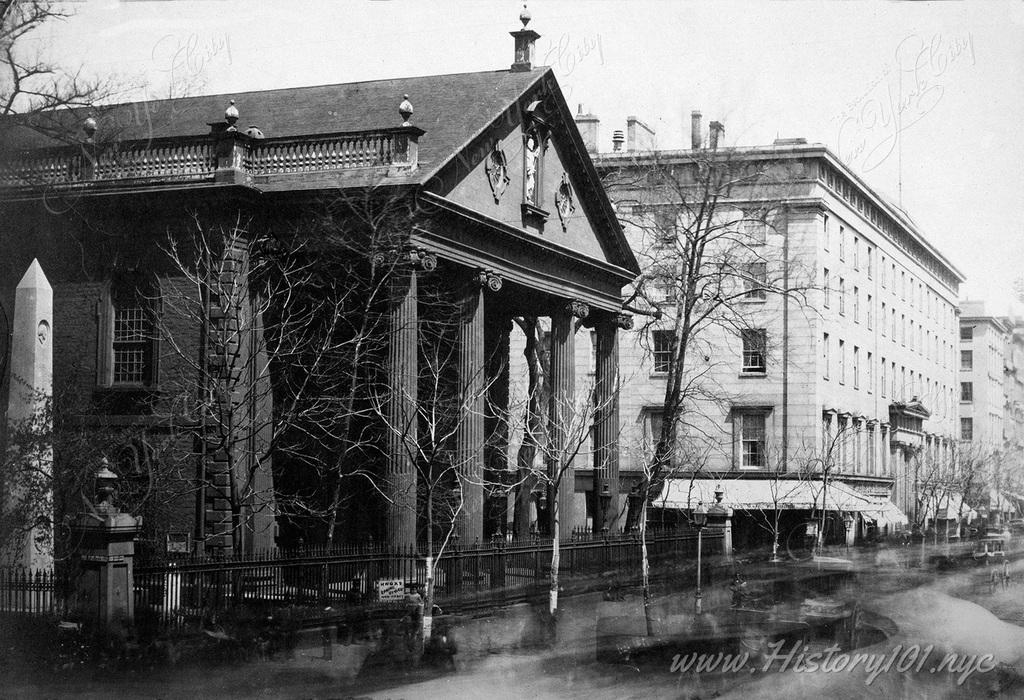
823;332;830;379
742;329;767;373
839;277;846;314
961;350;973;369
743;215;767;245
839;339;846;384
824;268;830;307
652;329;672;373
961;417;973;441
743;262;767;300
961;382;973;402
739;412;767;469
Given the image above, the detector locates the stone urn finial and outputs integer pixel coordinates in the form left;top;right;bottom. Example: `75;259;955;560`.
399;94;414;127
95;457;119;510
83;115;97;142
225;99;239;131
520;3;531;28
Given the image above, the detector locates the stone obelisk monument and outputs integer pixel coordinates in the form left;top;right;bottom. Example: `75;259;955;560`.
3;259;54;570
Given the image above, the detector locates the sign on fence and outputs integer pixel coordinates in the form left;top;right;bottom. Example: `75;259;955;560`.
165;532;192;554
375;578;405;602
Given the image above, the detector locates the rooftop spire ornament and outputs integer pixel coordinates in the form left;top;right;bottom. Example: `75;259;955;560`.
399;94;414;127
510;3;540;72
224;99;239;131
83;115;97;143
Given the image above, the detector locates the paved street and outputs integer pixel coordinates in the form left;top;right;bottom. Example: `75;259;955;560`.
8;545;1024;699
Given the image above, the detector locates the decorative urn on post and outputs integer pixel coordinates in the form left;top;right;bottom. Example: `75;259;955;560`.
71;458;142;631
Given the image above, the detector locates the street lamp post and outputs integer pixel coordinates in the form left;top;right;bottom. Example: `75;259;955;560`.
693;501;707;614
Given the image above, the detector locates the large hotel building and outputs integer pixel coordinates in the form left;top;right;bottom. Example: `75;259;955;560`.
564;110;964;546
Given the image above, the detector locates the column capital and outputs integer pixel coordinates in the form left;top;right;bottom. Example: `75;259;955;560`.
370;246;437;271
475;268;503;292
586;309;632;330
410;248;438;271
563;299;589;319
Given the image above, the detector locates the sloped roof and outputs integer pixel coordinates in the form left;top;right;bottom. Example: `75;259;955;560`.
0;66;638;276
1;69;547;186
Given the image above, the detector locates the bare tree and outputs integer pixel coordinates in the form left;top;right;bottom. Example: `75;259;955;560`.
153;188;423;552
504;316;614;622
601;137;811;617
1;0;126;139
798;419;851;557
747;442;812;563
366;291;486;642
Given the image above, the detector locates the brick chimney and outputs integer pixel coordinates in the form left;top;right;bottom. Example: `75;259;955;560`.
510;5;540;72
626;116;656;151
575;104;600;154
691;110;702;150
709;120;724;150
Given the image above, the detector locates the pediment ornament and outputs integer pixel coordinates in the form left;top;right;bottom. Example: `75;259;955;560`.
485;143;511;204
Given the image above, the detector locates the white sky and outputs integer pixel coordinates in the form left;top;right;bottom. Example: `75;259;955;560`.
34;0;1024;315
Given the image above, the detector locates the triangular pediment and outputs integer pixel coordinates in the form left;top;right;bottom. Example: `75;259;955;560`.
428;69;638;276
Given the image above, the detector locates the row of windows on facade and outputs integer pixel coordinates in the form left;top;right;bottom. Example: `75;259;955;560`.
958;414;1008;442
820;164;958;291
650;328;766;374
822;332;953;408
643;408;769;470
740;411;897;473
823;266;956;370
959;328;1006;381
638;205;770;248
649;404;909;473
645;261;767;306
824;213;957;334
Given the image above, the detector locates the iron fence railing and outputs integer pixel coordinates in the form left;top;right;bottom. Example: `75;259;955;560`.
0;567;68;617
133;528;721;626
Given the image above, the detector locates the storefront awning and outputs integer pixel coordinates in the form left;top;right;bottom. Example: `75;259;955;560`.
861;500;909;527
657;478;883;512
925;493;977;521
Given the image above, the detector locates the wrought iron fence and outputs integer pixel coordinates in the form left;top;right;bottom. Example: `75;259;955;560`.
0;567;68;617
134;528;722;626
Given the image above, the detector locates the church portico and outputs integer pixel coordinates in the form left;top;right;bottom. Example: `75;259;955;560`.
0;14;639;552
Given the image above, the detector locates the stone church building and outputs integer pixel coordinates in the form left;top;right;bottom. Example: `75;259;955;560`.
0;18;638;555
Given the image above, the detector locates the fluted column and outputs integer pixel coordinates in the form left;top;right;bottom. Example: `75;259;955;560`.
484;316;512;537
384;265;420;549
593;312;631;532
549;300;588;539
456;270;501;544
